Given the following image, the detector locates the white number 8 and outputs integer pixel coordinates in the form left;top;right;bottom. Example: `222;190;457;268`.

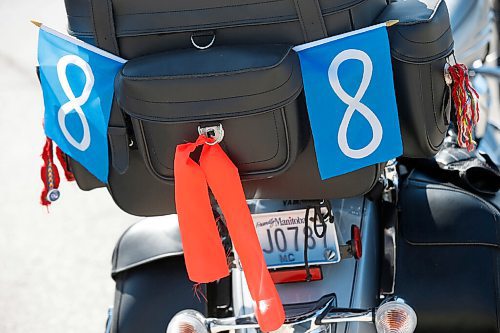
328;49;383;159
56;55;94;151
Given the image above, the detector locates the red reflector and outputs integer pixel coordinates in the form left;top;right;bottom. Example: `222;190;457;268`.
351;225;362;259
270;267;322;284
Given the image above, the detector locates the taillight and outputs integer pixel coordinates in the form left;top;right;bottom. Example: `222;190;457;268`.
270;267;322;284
351;225;362;259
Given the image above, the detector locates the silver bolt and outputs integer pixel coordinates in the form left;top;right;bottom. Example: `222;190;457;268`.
324;248;336;261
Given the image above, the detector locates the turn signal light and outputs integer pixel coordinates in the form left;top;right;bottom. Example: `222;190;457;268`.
375;299;417;333
167;310;208;333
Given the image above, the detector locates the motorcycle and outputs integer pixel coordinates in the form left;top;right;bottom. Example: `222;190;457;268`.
102;1;500;333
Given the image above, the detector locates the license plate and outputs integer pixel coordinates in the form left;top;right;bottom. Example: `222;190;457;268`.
252;208;341;268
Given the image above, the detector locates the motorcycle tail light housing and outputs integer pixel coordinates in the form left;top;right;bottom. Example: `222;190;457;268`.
375;299;417;333
167;310;208;333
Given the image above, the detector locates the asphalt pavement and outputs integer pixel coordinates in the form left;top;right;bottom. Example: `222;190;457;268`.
0;1;140;332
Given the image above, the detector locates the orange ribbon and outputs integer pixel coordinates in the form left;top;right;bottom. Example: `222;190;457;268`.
174;135;285;332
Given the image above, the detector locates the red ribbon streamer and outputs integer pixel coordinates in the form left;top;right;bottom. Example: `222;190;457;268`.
174;135;285;332
40;137;75;207
40;137;60;207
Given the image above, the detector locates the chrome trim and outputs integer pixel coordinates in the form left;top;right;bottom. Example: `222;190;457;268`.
321;310;373;324
198;124;224;145
470;66;500;80
168;298;418;333
205;298;376;333
191;33;216;50
105;307;113;333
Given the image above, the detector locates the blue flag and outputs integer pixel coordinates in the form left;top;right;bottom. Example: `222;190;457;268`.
294;23;403;179
37;25;126;183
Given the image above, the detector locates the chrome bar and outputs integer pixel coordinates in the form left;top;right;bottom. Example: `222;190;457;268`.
206;304;375;333
208;314;260;333
470;66;500;80
320;309;374;324
105;307;113;333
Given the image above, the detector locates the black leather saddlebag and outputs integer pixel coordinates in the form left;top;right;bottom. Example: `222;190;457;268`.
113;43;383;205
63;0;390;216
115;45;306;183
62;0;454;216
376;0;454;158
64;0;388;58
394;170;500;333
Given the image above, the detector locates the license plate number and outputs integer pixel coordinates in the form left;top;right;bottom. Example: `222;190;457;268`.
252;208;341;268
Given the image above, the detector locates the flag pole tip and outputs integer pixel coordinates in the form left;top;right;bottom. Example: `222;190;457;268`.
31;20;42;28
386;20;399;27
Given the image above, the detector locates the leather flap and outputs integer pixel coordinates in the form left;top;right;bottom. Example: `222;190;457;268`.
66;0;368;38
400;170;500;246
115;44;303;122
376;0;454;63
111;216;183;276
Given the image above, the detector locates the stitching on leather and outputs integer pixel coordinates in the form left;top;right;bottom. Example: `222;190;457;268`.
429;63;440;134
89;0;99;44
105;0;119;53
117;0;287;16
417;66;433;153
121;69;295;110
409;181;500;216
312;0;328;36
138;108;297;183
120;47;293;80
112;252;184;274
114;0;367;36
117;14;298;35
294;0;309;41
394;25;451;45
146;110;283;172
431;64;448;135
123;87;300;123
239;111;282;165
403;239;500;249
71;0;368;37
391;44;453;64
114;0;365;16
348;9;355;30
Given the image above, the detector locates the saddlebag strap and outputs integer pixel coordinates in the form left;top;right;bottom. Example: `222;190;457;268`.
294;0;328;42
89;0;129;174
108;121;129;174
89;0;119;55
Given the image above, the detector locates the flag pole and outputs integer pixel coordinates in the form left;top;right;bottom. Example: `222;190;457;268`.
31;20;42;28
386;20;399;27
30;20;127;63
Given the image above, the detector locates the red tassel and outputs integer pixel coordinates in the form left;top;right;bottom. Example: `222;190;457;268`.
446;63;480;151
55;147;75;181
40;137;61;207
